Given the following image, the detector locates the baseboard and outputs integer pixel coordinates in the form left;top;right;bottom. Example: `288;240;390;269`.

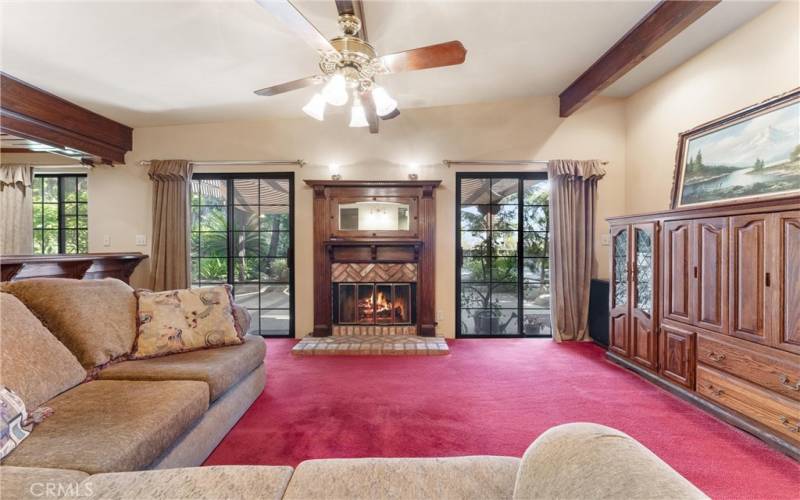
606;352;800;462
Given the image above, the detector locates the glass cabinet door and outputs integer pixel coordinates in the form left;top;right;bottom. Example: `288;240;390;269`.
634;228;653;316
612;229;629;308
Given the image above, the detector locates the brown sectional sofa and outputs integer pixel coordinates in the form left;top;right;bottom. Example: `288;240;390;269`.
0;278;265;473
1;423;707;499
1;278;706;499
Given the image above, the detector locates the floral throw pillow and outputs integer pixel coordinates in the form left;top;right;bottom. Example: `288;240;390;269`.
1;387;32;459
132;285;244;359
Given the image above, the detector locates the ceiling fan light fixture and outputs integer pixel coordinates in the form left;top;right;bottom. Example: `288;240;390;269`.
349;102;368;128
372;86;398;117
302;93;327;121
322;74;348;106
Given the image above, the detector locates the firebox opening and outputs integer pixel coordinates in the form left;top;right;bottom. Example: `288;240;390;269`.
333;283;416;325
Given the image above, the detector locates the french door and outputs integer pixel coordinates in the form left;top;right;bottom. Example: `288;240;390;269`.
190;173;294;337
456;172;551;337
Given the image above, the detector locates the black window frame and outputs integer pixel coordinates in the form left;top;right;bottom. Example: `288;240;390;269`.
190;172;295;338
455;171;551;338
32;173;89;255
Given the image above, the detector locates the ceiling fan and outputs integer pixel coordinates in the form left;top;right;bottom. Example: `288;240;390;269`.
252;0;467;133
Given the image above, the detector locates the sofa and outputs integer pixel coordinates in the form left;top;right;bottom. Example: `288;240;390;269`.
1;278;706;499
0;278;266;473
1;423;707;499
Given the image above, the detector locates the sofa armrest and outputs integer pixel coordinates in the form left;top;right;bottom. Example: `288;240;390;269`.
231;304;252;335
513;423;707;500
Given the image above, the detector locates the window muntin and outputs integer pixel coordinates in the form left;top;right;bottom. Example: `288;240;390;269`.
32;174;88;254
190;174;294;337
457;173;551;337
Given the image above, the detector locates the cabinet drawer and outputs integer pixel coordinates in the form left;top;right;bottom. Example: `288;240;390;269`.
697;333;800;401
697;365;800;444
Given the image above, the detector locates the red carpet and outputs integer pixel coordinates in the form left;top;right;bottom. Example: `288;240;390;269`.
205;339;799;499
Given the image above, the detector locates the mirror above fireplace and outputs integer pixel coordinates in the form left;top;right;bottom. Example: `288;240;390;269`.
338;201;410;231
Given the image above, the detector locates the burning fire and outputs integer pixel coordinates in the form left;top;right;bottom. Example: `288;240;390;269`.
358;289;407;323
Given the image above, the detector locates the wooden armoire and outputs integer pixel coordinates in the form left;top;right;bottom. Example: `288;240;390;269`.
607;197;800;459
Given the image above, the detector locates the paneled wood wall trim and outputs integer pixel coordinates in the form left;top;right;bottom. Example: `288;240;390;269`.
0;72;133;164
558;0;719;117
0;253;147;284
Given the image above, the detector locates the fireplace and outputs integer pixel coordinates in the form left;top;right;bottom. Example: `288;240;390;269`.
333;282;416;325
306;179;441;337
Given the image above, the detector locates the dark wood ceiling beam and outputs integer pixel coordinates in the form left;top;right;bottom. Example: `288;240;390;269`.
0;72;132;163
558;0;719;117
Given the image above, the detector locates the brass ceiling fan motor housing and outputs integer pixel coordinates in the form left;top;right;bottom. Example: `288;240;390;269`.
320;15;381;91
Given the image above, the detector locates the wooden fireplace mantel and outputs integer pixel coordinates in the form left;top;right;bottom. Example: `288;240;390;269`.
307;179;441;337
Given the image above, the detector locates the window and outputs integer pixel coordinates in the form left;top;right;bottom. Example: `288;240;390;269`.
32;174;88;254
456;172;551;337
190;173;294;337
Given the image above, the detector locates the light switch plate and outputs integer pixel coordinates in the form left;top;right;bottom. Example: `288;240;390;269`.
135;234;147;246
436;311;444;321
600;234;611;246
103;235;111;247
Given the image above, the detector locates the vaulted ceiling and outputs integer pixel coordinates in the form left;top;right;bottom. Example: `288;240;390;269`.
0;0;773;127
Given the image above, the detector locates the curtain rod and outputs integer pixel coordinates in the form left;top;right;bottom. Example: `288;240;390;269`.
138;160;305;167
442;160;608;167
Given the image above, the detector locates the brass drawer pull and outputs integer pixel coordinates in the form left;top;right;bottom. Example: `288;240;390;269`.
779;374;800;391
707;352;726;363
779;416;800;433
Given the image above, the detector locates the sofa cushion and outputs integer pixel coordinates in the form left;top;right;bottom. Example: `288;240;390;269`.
1;380;209;474
97;335;265;402
512;423;707;500
132;286;244;359
0;466;90;500
284;456;521;500
2;278;137;369
86;465;293;500
0;293;86;410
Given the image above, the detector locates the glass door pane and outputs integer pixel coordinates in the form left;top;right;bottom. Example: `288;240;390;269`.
457;173;550;337
191;174;294;337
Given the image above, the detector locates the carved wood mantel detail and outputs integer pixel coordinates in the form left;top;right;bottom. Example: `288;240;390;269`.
305;179;441;337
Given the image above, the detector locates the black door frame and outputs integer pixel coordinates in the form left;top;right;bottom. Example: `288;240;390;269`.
455;171;550;338
192;172;295;338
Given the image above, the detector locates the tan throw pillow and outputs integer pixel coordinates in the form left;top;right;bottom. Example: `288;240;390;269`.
132;286;244;359
2;278;138;369
0;293;87;409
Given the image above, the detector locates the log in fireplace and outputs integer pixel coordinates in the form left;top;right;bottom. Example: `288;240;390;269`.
306;180;441;337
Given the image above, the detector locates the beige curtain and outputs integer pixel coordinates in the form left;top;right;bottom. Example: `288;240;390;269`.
148;159;193;291
0;164;34;255
547;159;606;342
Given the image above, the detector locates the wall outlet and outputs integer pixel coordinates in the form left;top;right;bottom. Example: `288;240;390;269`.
436;311;444;321
135;234;147;246
600;234;611;246
103;235;111;247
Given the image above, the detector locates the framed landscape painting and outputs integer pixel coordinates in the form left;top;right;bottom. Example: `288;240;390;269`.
670;89;800;209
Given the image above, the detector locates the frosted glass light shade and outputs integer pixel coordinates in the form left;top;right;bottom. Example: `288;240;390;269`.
302;93;326;121
349;103;368;127
322;74;348;106
372;86;397;117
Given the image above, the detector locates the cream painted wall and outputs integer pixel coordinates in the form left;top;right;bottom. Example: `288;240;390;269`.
624;1;800;213
86;95;627;337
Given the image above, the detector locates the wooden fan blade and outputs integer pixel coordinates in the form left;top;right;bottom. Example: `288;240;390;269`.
378;41;466;74
360;91;379;134
254;76;321;96
380;109;400;120
254;0;336;54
